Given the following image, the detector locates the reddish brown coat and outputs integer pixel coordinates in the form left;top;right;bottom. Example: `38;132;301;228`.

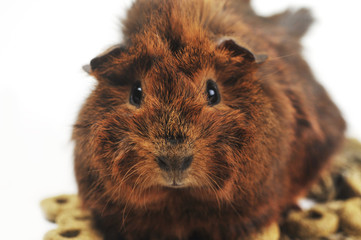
73;0;345;239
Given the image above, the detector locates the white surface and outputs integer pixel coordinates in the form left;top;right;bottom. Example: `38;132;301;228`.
0;0;360;239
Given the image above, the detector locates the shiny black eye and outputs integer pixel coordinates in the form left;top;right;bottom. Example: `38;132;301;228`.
129;81;142;107
206;80;220;106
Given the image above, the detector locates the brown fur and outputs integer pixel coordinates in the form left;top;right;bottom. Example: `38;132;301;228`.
73;0;346;239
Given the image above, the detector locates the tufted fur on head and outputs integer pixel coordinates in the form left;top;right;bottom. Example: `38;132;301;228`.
73;0;345;239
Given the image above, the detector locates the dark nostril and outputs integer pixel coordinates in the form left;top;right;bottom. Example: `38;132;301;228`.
156;156;170;171
180;156;193;171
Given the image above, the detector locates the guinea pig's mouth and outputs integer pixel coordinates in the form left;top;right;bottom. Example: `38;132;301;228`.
160;174;189;189
168;180;185;188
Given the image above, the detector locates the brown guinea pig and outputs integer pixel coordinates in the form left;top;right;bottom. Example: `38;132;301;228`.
73;0;346;239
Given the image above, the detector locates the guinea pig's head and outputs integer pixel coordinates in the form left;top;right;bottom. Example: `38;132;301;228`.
74;32;268;207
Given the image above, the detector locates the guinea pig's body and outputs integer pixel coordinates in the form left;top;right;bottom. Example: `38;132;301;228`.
73;0;345;239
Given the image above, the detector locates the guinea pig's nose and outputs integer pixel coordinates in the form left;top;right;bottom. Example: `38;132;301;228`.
156;155;193;171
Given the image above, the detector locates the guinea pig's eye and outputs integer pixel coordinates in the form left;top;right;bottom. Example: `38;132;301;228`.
206;80;221;106
129;81;142;107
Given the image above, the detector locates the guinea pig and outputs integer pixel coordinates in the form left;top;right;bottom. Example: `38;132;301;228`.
73;0;346;239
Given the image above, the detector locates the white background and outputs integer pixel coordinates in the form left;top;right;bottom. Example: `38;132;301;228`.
0;0;360;239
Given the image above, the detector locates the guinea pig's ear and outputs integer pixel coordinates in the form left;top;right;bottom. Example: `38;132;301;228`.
217;39;267;64
82;44;125;74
